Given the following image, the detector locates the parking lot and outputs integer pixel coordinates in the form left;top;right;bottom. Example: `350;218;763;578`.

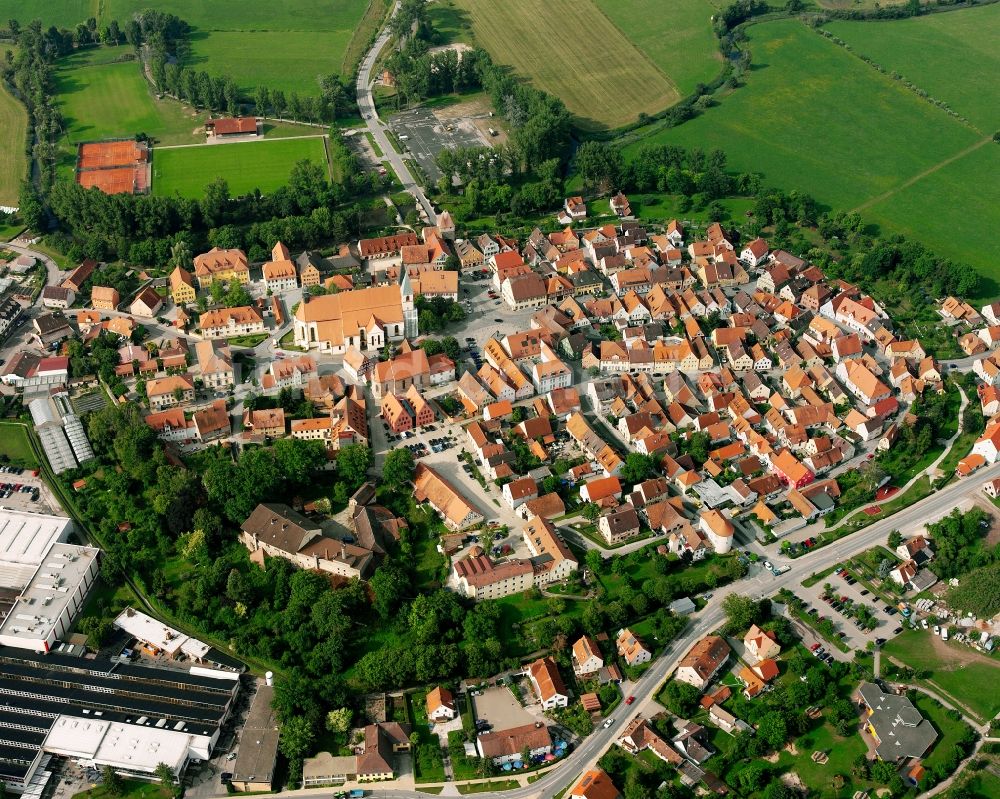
389;106;492;183
796;567;906;651
471;685;539;732
0;466;56;513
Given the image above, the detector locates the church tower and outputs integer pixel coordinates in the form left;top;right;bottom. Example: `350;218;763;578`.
399;266;418;339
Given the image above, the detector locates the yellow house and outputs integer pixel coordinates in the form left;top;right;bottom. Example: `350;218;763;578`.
193;247;250;289
170;266;197;305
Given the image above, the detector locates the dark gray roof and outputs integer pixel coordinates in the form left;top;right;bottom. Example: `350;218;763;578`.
858;682;937;760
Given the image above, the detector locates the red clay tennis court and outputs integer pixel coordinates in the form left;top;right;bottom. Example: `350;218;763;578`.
78;167;138;194
75;139;151;195
77;140;147;170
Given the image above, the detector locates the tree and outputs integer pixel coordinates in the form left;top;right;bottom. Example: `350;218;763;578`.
336;443;373;491
279;715;316;763
382;448;416;490
101;766;124;798
722;594;768;635
757;710;788;750
370;561;411;619
661;680;700;717
154;763;175;787
326;707;352;733
574;140;622;193
887;530;902;550
620;453;656;485
582;502;601;521
585;549;604;575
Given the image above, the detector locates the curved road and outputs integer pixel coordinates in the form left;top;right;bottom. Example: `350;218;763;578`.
355;1;437;225
256;460;1000;799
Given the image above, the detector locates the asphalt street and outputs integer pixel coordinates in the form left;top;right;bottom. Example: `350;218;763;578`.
355;2;437;225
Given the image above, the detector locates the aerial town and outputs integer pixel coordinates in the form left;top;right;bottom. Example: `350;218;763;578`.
0;2;997;799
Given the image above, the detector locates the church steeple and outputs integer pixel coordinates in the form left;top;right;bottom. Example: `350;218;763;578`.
399;265;418;339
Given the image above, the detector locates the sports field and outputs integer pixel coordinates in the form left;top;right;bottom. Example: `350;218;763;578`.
452;0;680;130
0;77;28;206
593;0;722;98
0;0;373;89
623;20;997;290
826;4;1000;132
152;137;329;198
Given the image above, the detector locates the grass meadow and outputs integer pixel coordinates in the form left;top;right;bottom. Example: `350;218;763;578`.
622;19;998;291
2;0;373;87
451;0;680;129
882;629;1000;723
826;4;1000;132
152;136;329;198
594;0;723;97
54;48;206;146
0;73;28;206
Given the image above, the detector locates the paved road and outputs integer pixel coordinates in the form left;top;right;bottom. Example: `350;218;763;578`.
246;460;1000;799
355;1;436;225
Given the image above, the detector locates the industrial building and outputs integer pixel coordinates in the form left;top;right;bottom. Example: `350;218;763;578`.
0;647;240;791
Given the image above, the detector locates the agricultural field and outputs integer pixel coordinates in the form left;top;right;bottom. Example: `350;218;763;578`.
826;4;1000;132
451;0;680;130
2;0;373;90
622;19;998;291
0;76;28;206
593;0;722;98
152;136;329;198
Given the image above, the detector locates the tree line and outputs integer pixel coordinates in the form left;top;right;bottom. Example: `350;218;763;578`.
28;148;388;266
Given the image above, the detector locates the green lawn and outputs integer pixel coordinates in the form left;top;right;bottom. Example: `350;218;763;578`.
54;48;207;146
912;693;975;775
0;422;39;467
3;1;372;85
73;779;172;799
776;721;874;799
882;629;1000;723
593;0;722;98
951;771;1000;799
186;30;353;96
152;137;328;198
826;5;1000;133
622;20;995;284
0;71;28;206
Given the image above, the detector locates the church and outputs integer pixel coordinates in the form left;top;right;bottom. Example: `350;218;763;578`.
293;270;418;352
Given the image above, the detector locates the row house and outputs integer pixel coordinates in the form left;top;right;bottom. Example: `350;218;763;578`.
199;306;265;339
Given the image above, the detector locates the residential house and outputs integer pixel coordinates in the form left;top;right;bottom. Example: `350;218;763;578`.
426;687;456;722
147;374;195;410
616;628;652;667
413;463;484;530
477;723;552;766
262;242;299;293
744;624;781;662
169;267;197;305
195;340;235;390
91;285;120;310
130;286;163;318
41;286;74;309
193;247;250;289
527;656;569;709
675;636;731;690
199;306;265;339
572;635;604;677
570;769;621;799
598;505;641;545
